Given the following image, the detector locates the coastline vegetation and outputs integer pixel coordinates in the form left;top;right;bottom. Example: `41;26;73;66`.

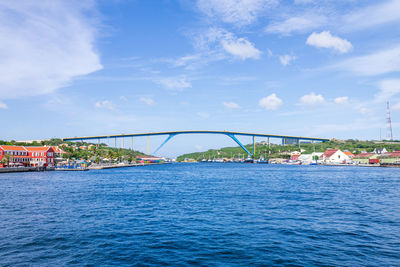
176;139;400;162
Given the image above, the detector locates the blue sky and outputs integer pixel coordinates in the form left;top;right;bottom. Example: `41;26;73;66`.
1;0;400;156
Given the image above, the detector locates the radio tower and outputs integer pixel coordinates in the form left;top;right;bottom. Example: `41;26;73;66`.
386;101;393;140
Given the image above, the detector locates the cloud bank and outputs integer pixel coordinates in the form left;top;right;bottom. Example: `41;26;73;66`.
0;0;102;99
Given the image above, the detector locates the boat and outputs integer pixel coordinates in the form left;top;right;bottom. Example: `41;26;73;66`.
257;158;269;164
244;157;254;163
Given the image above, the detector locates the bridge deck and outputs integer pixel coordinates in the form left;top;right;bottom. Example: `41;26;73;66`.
62;130;329;142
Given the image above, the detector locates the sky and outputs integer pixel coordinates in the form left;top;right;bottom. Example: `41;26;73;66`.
1;0;400;156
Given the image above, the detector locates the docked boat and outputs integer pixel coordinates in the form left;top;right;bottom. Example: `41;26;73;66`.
257;158;269;164
244;157;254;163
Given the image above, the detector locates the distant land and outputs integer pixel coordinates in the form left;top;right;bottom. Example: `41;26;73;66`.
176;139;400;162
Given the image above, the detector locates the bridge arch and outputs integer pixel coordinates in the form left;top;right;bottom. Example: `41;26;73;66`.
62;131;329;157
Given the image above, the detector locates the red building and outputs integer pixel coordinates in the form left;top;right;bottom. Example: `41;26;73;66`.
25;146;55;167
0;145;30;167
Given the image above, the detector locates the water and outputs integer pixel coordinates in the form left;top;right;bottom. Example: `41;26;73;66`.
0;164;399;266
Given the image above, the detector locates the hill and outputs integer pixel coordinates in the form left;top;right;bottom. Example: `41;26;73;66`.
176;139;400;162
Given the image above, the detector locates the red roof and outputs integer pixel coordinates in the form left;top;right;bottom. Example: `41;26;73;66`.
354;152;375;159
321;149;339;158
380;152;400;158
51;146;65;153
0;145;27;151
25;146;54;152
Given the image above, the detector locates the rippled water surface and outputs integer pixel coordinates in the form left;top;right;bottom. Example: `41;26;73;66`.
0;164;399;266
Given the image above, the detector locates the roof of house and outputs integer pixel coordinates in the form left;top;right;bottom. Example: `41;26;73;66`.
51;146;65;153
354;152;375;159
0;145;27;151
344;151;355;157
379;152;400;158
25;146;54;152
321;149;339;158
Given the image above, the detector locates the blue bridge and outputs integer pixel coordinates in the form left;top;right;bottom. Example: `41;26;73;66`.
62;130;330;156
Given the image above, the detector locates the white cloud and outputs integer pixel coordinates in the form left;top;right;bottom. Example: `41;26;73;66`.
95;100;115;110
306;31;352;53
374;79;400;103
195;145;203;150
221;37;261;60
140;97;155;106
223;101;240;109
197;0;276;26
0;0;102;99
193;28;261;60
334;96;348;104
259;93;282;110
120;96;128;101
265;15;326;35
279;54;296;66
334;45;400;76
0;101;7;109
157;77;192;90
343;0;400;32
300;92;325;105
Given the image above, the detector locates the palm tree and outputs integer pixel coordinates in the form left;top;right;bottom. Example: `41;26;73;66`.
3;154;12;167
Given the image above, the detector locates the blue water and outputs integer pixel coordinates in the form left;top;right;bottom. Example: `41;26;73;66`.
0;164;399;266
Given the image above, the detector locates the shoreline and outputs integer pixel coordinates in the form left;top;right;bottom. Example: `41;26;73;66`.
0;162;168;174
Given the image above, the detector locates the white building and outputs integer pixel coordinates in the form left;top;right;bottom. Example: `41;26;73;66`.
298;152;323;164
320;149;350;164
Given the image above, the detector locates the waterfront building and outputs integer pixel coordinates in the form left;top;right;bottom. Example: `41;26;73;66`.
50;146;66;157
343;151;355;159
353;153;378;164
378;152;400;164
0;145;30;167
298;152;323;164
25;146;55;167
320;149;350;164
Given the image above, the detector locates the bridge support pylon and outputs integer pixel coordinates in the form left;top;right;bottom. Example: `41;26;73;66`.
226;134;252;156
252;136;255;158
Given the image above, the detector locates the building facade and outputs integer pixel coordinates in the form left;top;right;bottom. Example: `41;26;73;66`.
0;145;31;167
320;149;350;164
25;147;55;167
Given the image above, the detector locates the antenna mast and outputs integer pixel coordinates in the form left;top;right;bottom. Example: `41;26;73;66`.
386;101;393;140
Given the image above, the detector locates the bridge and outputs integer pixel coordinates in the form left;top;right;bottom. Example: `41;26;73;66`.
62;131;330;157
